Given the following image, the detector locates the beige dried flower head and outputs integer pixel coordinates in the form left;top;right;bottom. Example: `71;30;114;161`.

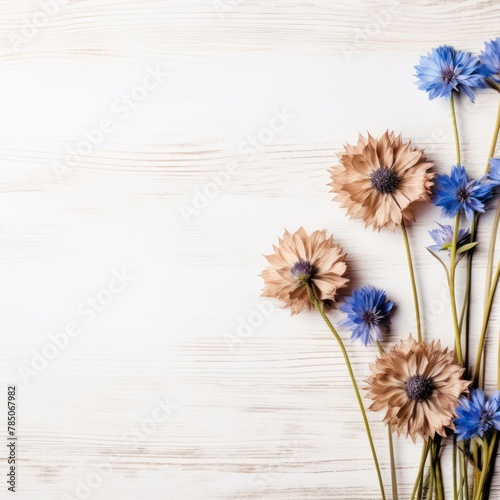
261;227;348;315
366;336;470;442
329;131;435;231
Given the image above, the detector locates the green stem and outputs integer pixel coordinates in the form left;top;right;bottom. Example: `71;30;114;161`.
497;326;500;389
483;100;500;310
459;445;465;500
449;214;464;364
450;94;461;164
387;424;398;500
484;204;500;307
435;459;444;500
377;341;398;500
429;444;435;500
473;442;480;491
432;438;444;500
474;260;500;384
454;437;458;500
485;99;500;173
464;448;469;500
472;99;500;386
308;285;386;500
460;216;475;370
401;220;422;342
483;432;499;499
474;439;490;500
459;217;476;332
411;440;429;500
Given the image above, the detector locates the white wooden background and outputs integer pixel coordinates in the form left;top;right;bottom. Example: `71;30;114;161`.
1;0;500;498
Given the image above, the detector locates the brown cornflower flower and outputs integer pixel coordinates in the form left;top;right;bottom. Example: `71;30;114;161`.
366;336;470;442
329;131;434;231
261;227;348;315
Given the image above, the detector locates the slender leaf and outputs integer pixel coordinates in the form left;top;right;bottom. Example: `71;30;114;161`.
457;242;478;254
426;247;450;281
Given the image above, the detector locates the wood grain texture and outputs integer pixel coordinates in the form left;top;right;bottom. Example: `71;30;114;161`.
1;0;500;498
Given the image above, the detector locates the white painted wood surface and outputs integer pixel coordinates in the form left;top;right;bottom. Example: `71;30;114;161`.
1;0;500;498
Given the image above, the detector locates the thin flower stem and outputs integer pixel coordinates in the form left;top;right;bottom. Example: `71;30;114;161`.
401;220;422;342
459;232;474;370
482;432;499;500
474;260;500;384
485;99;500;173
464;449;469;500
458;442;469;500
468;99;500;385
473;438;490;500
387;424;398;500
483;101;500;308
459;101;500;380
497;329;500;390
449;94;464;365
411;440;429;500
450;94;461;165
429;446;435;500
458;443;465;500
454;438;458;500
473;443;480;491
377;341;398;500
459;218;477;334
449;214;464;364
484;203;500;308
308;285;386;500
431;437;444;500
435;455;444;500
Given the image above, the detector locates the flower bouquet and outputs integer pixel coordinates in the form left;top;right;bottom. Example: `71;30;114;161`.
260;40;500;499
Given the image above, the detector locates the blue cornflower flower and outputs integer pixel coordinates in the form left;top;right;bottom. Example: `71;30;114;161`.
415;45;489;102
428;222;470;252
339;286;394;346
479;38;500;83
433;164;493;220
454;389;500;441
488;158;500;186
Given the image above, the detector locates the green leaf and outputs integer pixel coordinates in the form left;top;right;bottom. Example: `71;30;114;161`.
457;445;480;471
426;247;450;280
486;79;500;93
457;242;478;254
421;468;431;500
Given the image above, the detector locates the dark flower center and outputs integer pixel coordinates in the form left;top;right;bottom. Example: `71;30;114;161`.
371;168;400;194
442;67;457;84
291;259;314;281
479;409;493;429
404;374;434;402
363;311;378;325
457;187;470;202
